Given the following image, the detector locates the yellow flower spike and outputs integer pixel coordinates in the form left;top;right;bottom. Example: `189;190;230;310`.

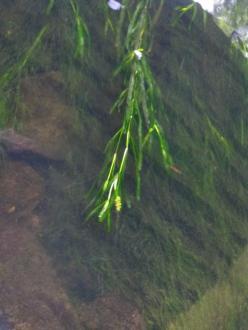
115;195;122;212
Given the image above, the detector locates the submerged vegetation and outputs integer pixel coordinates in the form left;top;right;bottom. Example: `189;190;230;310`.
87;0;175;228
0;0;239;228
0;25;47;127
0;0;248;328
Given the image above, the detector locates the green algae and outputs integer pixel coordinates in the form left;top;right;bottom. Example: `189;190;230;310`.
168;247;248;330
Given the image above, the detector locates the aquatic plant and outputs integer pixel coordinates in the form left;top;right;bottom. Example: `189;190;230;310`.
69;0;90;59
46;0;56;15
0;26;48;90
173;2;208;30
206;116;231;157
232;35;248;58
86;0;177;229
0;25;48;127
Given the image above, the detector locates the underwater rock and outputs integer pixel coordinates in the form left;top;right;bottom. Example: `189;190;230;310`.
0;156;82;329
80;295;146;330
0;222;81;330
19;71;80;162
0;161;43;222
0;129;60;161
0;129;27;154
0;129;32;154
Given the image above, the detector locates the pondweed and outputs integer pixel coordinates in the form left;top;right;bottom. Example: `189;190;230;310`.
0;26;48;90
87;0;175;229
0;25;48;127
206;116;231;157
69;0;90;59
173;2;208;31
46;0;90;59
46;0;56;15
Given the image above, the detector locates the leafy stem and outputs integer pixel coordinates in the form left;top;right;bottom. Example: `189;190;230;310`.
87;0;175;229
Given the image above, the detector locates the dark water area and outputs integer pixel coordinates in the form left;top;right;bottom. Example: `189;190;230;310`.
0;0;248;329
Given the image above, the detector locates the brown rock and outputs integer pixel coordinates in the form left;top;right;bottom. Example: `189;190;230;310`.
0;158;83;329
80;295;146;330
0;129;59;161
0;161;43;221
0;224;80;330
0;128;34;154
19;71;78;161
